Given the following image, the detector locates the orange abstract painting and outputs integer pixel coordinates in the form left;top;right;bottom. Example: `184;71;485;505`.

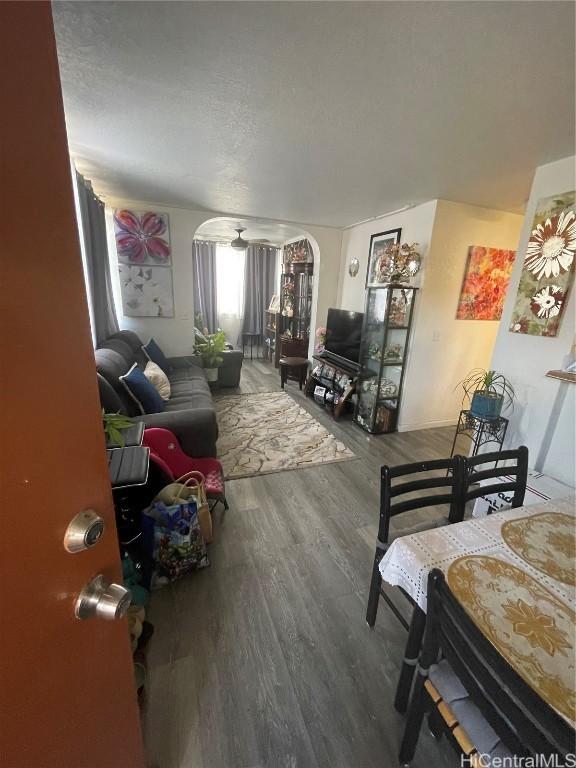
456;246;516;320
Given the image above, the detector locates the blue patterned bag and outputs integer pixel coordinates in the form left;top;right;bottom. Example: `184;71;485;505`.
143;499;209;583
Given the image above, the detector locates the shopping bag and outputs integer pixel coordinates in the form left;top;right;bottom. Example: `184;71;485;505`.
143;498;209;583
155;471;213;544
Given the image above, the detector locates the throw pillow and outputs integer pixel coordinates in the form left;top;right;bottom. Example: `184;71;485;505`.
194;326;209;344
142;338;171;374
143;360;171;401
119;363;165;415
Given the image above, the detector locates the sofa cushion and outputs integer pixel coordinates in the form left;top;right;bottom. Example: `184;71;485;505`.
163;390;213;412
143;360;171;400
98;338;136;369
95;347;129;380
109;330;149;368
142;337;171;374
169;366;209;386
95;348;140;416
97;373;126;415
119;363;165;415
163;368;212;412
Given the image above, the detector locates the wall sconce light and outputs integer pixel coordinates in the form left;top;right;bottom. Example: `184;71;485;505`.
348;257;360;277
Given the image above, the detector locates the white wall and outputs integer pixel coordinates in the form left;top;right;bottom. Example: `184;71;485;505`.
105;202;208;355
105;199;342;356
336;199;524;431
489;156;576;486
337;202;438;313
401;200;523;430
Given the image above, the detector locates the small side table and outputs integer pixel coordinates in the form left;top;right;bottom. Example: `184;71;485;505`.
279;356;308;390
107;445;152;588
449;409;509;459
242;332;262;360
107;446;150;489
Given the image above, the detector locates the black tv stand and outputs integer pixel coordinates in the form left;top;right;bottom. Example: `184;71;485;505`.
316;352;359;375
305;354;358;419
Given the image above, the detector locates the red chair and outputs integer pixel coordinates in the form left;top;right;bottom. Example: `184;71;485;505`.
143;428;228;510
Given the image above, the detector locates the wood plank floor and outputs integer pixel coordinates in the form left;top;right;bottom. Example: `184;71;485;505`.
144;359;468;768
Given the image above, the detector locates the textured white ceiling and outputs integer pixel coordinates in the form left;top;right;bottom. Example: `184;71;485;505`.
195;217;304;246
53;1;575;227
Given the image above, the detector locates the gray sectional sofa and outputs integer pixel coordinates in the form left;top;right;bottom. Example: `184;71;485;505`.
95;330;222;456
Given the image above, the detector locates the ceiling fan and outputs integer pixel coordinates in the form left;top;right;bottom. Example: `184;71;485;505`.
230;227;249;250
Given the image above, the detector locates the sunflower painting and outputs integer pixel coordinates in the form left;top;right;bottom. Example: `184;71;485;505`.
509;191;576;337
456;246;516;320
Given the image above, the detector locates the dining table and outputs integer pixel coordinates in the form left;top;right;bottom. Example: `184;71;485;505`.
379;495;576;726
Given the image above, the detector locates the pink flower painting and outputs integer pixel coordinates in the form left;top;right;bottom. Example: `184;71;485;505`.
114;209;171;265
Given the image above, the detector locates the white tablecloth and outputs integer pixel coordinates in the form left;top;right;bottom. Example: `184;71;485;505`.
472;469;574;517
378;496;575;612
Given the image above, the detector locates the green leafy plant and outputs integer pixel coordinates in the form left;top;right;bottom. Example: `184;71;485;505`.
456;369;515;413
194;329;227;369
102;410;134;446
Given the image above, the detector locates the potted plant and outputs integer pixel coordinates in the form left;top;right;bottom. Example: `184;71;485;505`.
195;329;227;382
102;410;134;446
457;369;515;420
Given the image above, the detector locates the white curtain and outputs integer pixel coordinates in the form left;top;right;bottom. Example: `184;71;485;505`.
216;244;245;344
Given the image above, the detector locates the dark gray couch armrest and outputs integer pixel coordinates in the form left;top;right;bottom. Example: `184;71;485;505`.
222;349;243;363
219;349;244;387
166;355;203;370
140;407;218;457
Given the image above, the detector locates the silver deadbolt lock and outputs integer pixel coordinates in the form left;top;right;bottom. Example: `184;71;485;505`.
64;510;105;553
75;575;131;621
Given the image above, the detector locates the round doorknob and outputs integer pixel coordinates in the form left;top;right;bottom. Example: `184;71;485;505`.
75;574;131;621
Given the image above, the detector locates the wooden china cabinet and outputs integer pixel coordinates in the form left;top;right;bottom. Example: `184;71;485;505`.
263;309;281;366
279;239;314;359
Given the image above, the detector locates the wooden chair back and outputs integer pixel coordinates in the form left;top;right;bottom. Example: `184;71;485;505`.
418;568;573;758
379;456;466;546
463;446;528;509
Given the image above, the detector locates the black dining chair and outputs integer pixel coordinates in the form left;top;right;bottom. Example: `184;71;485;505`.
365;456;466;711
399;568;574;766
463;445;529;513
366;455;466;630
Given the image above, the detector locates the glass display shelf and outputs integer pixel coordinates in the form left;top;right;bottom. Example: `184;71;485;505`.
354;284;417;435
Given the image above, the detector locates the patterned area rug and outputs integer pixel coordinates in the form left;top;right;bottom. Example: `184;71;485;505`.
214;392;355;479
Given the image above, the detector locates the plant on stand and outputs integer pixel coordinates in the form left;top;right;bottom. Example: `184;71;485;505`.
195;330;227;383
457;369;515;420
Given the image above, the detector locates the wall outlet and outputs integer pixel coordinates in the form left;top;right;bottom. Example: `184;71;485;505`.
432;331;440;342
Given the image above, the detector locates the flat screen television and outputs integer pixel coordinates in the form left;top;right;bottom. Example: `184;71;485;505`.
324;308;364;368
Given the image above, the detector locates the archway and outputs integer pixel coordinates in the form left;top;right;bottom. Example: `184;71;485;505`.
192;216;321;359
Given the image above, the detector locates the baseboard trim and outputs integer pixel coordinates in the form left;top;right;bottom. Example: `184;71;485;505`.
398;418;458;432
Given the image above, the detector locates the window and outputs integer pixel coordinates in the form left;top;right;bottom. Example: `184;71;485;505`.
216;244;245;344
